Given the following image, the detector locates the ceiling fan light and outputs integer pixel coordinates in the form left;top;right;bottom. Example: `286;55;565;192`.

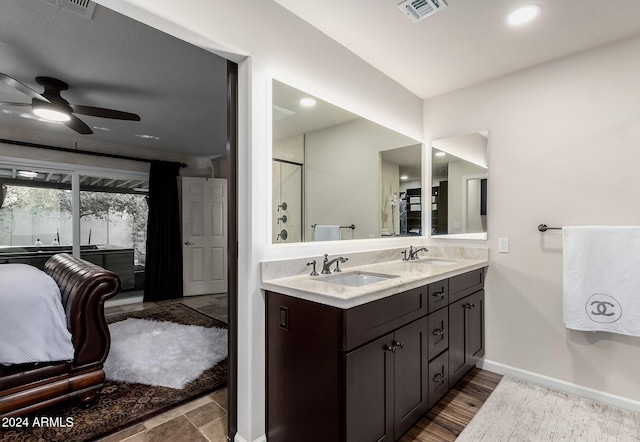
33;107;71;122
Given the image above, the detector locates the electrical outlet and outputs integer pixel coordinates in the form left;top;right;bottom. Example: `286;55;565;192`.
498;237;509;253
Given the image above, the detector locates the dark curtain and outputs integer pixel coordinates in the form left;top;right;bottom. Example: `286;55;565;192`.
143;160;183;302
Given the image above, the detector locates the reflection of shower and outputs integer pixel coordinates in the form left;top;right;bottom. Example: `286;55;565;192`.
273;160;303;242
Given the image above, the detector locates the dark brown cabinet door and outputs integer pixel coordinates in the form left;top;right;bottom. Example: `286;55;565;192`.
393;317;429;438
346;317;430;442
448;290;485;386
448;296;468;386
346;333;394;442
468;290;485;365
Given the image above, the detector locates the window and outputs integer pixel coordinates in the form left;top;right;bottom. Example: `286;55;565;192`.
0;161;149;295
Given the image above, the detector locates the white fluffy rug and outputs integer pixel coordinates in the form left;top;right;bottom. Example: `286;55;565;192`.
104;318;227;389
457;376;640;441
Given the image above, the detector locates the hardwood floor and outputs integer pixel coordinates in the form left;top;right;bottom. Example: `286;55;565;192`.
401;368;503;441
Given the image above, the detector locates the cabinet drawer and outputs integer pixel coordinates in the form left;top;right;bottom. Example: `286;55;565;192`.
427;307;448;361
449;268;484;303
427;280;448;313
428;350;449;409
343;285;428;351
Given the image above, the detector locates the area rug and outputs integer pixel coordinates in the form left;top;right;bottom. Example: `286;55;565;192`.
105;317;227;389
457;376;640;441
1;303;227;442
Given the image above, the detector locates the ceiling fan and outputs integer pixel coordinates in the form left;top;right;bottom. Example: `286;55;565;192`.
0;73;141;135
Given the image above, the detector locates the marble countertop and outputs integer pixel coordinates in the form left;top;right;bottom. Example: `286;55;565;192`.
261;256;488;309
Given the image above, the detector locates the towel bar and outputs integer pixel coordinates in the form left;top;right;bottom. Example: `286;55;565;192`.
311;224;356;230
538;224;562;232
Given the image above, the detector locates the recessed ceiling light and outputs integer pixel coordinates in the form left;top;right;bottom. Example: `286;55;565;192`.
93;126;111;131
135;134;160;140
507;4;541;26
18;170;38;178
435;151;446;157
33;107;71;122
299;97;316;107
400;175;409;181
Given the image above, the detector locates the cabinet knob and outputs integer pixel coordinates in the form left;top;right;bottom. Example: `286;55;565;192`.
432;328;445;336
393;341;405;349
464;303;475;309
384;345;397;353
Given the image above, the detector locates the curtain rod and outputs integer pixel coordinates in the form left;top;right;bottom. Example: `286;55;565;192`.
0;138;187;168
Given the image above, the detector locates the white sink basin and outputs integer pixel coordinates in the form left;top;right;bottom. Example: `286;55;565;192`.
410;259;458;267
319;271;399;287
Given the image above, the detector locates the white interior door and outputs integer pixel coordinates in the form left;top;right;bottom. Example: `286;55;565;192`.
182;177;228;296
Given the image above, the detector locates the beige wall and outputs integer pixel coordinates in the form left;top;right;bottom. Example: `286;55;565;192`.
425;34;640;404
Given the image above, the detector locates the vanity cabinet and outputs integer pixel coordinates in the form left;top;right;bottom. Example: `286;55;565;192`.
266;267;486;442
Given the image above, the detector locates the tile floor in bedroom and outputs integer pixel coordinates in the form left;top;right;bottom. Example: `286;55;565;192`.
100;293;229;442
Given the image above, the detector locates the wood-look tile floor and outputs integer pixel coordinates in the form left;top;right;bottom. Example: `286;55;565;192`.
401;368;503;441
102;294;502;442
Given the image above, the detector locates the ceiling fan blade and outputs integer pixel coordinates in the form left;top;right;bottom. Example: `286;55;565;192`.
0;73;49;102
65;114;93;134
0;101;31;107
70;105;140;121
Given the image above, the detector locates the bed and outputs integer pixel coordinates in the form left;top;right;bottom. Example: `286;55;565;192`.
0;253;121;418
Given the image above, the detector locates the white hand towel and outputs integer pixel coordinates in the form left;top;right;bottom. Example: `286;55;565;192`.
314;225;341;241
563;226;640;336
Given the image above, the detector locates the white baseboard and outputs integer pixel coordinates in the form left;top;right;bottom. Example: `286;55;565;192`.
478;359;640;413
234;434;266;442
105;294;144;307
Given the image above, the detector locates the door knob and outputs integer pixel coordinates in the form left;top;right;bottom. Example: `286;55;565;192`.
184;240;191;245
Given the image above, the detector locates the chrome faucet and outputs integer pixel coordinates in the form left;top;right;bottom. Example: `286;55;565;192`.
407;246;428;260
321;254;349;274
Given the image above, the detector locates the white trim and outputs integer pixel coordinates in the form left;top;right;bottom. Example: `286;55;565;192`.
235;434;266;442
478;359;640;413
105;295;144;308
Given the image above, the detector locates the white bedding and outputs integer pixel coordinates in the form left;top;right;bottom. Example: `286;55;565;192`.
0;263;75;364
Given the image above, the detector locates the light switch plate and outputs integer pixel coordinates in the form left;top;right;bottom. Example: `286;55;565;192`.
498;237;509;253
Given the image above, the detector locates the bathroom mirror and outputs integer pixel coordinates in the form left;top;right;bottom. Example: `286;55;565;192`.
431;131;488;239
271;79;423;243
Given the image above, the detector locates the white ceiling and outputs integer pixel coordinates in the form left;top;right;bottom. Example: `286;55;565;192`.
273;0;640;98
0;0;227;158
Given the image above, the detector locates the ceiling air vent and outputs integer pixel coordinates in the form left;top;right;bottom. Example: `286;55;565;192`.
398;0;447;23
272;105;296;121
41;0;96;19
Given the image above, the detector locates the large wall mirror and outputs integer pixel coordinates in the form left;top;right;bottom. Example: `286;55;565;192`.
271;79;423;243
431;131;488;239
